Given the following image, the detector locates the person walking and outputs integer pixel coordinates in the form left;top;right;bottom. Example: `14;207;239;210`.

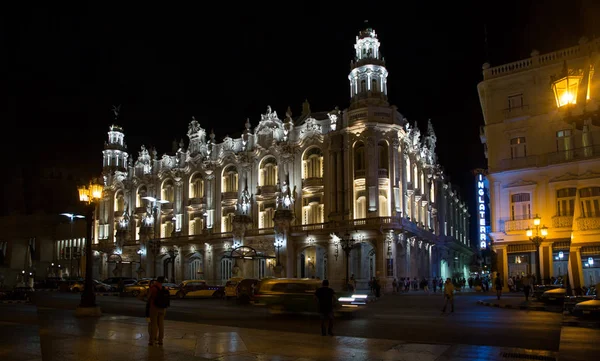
314;279;335;336
137;280;155;339
495;274;503;300
522;274;532;301
148;276;170;346
432;277;438;293
442;278;455;313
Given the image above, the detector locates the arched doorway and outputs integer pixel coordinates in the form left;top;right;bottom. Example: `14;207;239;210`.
189;256;203;280
348;242;375;290
298;244;327;280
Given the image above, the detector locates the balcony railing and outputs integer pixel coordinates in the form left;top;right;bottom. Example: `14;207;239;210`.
502;217;533;232
354;169;366;179
577;217;600;231
258;185;278;195
161;203;173;210
221;191;238;200
245;228;275;236
502;105;530;119
378;168;389;178
495;144;600;172
135;207;146;214
188;197;205;207
552;215;574;228
302;177;324;189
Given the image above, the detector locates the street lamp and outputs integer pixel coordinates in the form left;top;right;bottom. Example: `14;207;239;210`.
274;238;284;267
143;196;169;278
526;215;548;285
338;231;360;291
167;247;179;283
75;178;104;316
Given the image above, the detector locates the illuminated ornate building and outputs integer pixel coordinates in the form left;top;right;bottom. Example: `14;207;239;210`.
479;37;600;290
91;27;472;289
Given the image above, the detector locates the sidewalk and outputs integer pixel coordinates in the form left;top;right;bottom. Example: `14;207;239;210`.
558;326;600;361
33;306;559;361
476;295;559;311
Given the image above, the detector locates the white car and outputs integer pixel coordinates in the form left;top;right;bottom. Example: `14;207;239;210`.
572;299;600;317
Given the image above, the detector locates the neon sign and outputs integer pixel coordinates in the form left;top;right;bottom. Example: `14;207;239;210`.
477;173;487;250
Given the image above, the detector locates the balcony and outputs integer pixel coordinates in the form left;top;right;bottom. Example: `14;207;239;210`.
577;217;600;231
354;169;366;179
495;144;600;172
161;203;173;210
502;104;530;120
552;215;573;229
378;168;389;178
221;191;238;201
258;185;278;196
302;177;323;190
502;217;532;232
188;197;205;208
135;207;147;214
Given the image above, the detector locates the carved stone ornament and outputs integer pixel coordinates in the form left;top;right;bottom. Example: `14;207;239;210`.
502;179;537;188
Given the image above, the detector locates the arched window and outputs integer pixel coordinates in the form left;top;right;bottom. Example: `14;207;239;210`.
303;147;323;179
378;195;389;217
162;180;175;203
114;191;125;214
356;196;367;219
360;79;366;93
221;258;232;281
372;78;377;92
378;141;388;171
136;186;147;207
260;158;277;186
190;173;204;198
413;166;418;189
354;142;365;174
189;257;203;280
420;172;425;194
222;166;238;193
405;157;411;183
430;181;435;203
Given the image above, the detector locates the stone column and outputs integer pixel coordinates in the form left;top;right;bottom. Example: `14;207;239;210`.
274;209;294;277
494;245;509;292
366;133;378;216
568;246;583;290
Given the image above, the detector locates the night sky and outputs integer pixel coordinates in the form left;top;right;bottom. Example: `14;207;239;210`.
3;1;599;220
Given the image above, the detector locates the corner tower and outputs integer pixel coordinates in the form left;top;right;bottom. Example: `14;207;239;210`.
348;24;389;109
102;106;128;175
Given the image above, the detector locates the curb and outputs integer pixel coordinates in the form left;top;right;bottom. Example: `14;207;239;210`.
34;289;59;292
562;320;600;328
477;300;546;311
95;292;120;297
0;299;32;304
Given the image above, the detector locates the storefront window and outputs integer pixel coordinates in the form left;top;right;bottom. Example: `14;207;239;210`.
508;253;531;277
582;255;599;287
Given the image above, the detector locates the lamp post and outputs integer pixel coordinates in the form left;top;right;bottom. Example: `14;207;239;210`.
526;215;548;285
142;196;169;278
338;231;359;291
274;238;283;266
76;178;104;316
167;247;178;283
136;249;144;278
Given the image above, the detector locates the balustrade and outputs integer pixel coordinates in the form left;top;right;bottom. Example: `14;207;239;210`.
552;215;574;229
577;217;600;231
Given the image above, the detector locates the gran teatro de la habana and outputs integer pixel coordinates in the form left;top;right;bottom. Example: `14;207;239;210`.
87;27;473;290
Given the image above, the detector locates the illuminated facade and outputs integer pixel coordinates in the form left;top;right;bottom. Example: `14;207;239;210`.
478;37;600;290
93;27;472;289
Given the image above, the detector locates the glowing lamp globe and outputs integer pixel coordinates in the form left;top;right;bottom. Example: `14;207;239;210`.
526;228;533;237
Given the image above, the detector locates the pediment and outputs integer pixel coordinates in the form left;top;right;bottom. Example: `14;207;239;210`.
502;179;537;188
579;169;600;180
549;172;579;183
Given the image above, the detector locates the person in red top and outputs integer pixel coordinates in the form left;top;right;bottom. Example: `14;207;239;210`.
148;276;166;346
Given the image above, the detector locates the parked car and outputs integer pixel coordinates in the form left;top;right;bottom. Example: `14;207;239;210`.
175;280;225;299
162;283;180;297
533;284;563;300
572;299;600;318
102;277;137;290
34;277;64;290
540;287;567;304
123;279;154;296
70;280;114;292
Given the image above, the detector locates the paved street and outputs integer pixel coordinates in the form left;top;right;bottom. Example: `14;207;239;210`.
31;291;563;351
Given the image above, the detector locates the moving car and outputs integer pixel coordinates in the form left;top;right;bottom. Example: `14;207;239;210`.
253;278;365;316
102;277;137;289
123;279;153;296
70;280;114;292
224;277;244;299
175;280;225;299
162;283;180;297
